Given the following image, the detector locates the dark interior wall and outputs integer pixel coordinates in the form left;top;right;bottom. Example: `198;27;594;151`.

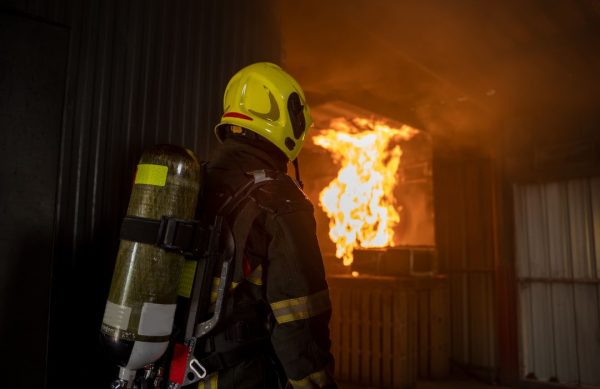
502;113;600;183
0;1;280;388
433;114;600;385
495;112;600;386
0;12;68;389
433;148;499;381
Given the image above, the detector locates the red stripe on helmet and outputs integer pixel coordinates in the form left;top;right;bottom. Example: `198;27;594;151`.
223;112;254;121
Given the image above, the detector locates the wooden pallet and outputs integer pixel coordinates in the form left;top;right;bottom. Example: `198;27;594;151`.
329;275;449;388
415;277;450;379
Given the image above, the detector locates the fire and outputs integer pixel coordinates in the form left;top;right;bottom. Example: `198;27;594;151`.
312;118;418;265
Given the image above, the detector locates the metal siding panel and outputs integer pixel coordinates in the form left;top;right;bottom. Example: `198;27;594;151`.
461;272;471;364
519;284;535;378
46;0;92;384
26;0;44;16
514;185;531;278
450;273;467;364
165;0;183;144
190;0;210;156
371;287;382;386
360;289;371;384
551;283;579;384
468;273;496;370
480;167;495;269
574;284;600;386
433;158;450;273
88;0;116;237
136;0;155;151
525;184;551;278
591;177;600;279
178;0;197;147
0;14;68;388
49;0;67;25
435;156;497;376
468;273;484;366
119;0;142;171
329;287;341;377
568;179;595;279
382;290;393;387
2;0;56;24
170;0;189;145
4;0;69;24
430;281;451;378
529;282;555;381
460;272;471;365
464;162;478;269
545;182;573;278
69;0;97;253
351;287;361;383
340;284;351;381
515;177;600;387
153;0;171;144
418;289;430;377
486;273;497;370
200;0;220;159
455;163;468;270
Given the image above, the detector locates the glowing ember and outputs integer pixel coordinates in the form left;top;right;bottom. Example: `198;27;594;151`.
312;118;418;266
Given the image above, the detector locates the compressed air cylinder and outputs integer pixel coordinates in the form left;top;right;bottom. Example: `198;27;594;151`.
101;144;201;371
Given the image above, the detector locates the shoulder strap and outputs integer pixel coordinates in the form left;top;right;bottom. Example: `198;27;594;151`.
225;169;283;283
230;198;262;284
217;169;281;216
189;169;282;338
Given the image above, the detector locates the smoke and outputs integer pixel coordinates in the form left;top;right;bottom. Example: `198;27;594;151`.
278;0;600;153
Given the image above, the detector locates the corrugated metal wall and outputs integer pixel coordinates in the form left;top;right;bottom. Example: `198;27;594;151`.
514;177;600;387
0;1;280;388
433;152;498;380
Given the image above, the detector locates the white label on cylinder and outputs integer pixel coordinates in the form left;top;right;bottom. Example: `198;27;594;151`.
125;341;169;369
102;301;132;329
138;303;177;336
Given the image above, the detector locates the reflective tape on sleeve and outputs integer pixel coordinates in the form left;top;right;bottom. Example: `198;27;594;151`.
289;369;331;389
210;277;239;304
270;289;331;324
197;373;218;389
210;277;220;304
246;264;263;286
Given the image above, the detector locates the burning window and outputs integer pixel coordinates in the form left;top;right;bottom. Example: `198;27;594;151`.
300;109;434;271
312;117;418;265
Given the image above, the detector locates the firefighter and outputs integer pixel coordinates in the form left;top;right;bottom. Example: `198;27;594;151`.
193;62;336;389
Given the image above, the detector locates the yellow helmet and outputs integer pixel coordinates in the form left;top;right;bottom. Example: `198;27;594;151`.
214;62;313;161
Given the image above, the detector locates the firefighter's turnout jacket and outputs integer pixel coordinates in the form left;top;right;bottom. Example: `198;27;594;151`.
192;135;336;389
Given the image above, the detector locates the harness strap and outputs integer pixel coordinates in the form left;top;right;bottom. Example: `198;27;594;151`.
190;169;279;339
192;198;262;338
231;198;262;284
120;216;208;257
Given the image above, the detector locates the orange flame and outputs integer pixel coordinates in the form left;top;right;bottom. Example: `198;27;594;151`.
312;118;418;265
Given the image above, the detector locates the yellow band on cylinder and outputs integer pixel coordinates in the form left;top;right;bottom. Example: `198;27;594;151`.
135;164;168;186
177;260;198;298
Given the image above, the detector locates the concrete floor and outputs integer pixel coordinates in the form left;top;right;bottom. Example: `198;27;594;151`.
339;378;511;389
